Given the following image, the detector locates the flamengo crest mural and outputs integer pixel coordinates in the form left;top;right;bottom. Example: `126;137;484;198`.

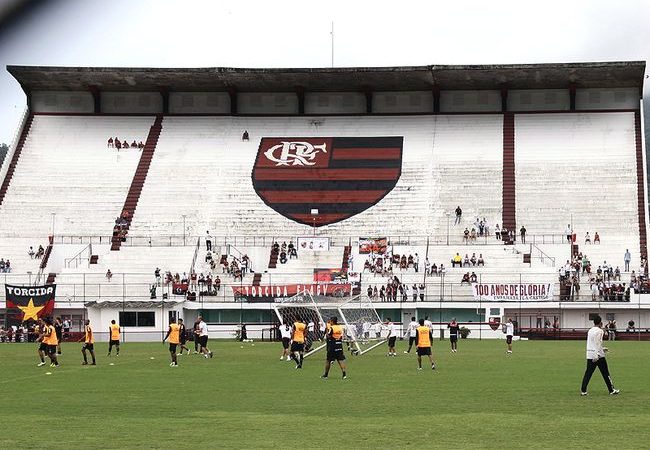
252;137;404;226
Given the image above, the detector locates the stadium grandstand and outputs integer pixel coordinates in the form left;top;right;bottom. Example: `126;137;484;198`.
1;61;649;342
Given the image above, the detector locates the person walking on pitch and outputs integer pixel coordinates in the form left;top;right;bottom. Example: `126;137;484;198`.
403;316;418;354
163;318;181;367
580;315;619;396
81;319;96;365
448;318;460;353
107;320;120;356
504;317;514;354
177;318;190;355
321;316;347;379
415;319;435;370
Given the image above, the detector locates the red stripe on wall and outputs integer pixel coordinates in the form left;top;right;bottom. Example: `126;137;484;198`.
502;113;516;232
254;168;400;181
634;111;647;259
288;213;350;225
332;148;402;159
259;190;386;203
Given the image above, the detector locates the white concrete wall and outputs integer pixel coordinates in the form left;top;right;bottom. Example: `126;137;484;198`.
101;92;163;114
304;92;366;114
373;91;433;114
31;91;94;113
238;93;299;114
169;92;230;114
86;304;184;342
575;88;640;110
440;90;501;113
508;89;569;111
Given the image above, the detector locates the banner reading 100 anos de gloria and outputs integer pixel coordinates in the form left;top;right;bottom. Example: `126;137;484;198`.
472;283;553;301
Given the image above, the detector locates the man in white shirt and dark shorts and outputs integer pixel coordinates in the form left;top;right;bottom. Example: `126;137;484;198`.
403;317;418;354
197;316;213;359
580;315;619;396
386;318;398;356
279;322;292;361
504;317;514;354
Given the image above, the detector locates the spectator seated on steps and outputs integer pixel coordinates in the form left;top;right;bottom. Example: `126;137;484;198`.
463;254;470;267
461;272;471;285
279;251;287;264
477;254;485;266
452;253;462;268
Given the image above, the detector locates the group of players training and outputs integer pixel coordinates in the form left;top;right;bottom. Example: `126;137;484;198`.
277;316;483;377
35;315;215;369
35;317;120;367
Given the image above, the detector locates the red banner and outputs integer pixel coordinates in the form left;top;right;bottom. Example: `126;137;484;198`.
232;283;351;302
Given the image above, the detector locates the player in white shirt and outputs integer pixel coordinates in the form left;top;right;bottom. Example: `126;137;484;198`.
279;322;292;361
580;315;619;396
423;316;433;330
306;320;315;351
385;318;398;356
197;316;213;359
403;317;418;353
504;317;514;354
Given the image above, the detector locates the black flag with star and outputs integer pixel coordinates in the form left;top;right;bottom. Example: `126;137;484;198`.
5;284;56;327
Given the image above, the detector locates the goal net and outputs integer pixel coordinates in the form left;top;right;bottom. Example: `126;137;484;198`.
273;292;385;357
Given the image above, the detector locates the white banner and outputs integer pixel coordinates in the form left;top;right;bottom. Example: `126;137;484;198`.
297;237;330;252
472;283;554;301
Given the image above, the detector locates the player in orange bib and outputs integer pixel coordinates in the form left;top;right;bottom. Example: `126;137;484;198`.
291;318;307;369
41;317;60;367
163;318;181;367
415;318;435;371
107;319;120;356
81;319;96;365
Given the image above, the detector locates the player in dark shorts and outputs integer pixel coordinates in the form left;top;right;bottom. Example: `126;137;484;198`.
177;318;190;355
36;319;48;366
447;318;459;353
321;317;347;379
416;318;435;370
54;317;63;355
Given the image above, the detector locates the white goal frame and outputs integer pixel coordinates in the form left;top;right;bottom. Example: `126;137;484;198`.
273;292;385;358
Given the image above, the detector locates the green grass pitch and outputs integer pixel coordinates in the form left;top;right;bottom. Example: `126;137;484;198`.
0;339;648;449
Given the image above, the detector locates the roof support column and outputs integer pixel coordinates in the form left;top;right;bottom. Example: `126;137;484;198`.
89;85;101;114
569;83;577;111
364;89;372;114
228;87;238;115
296;86;305;114
159;87;169;114
432;86;440;114
500;87;508;112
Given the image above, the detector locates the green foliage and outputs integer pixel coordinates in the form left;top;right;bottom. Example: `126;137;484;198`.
0;340;646;449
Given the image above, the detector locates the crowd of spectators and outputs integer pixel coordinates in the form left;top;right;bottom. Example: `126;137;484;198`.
366;276;426;302
450;252;485;269
0;258;11;273
363;251;420;275
272;241;297;265
113;211;130;242
107;137;144;150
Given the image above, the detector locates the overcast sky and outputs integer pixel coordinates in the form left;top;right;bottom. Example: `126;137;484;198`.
0;0;648;144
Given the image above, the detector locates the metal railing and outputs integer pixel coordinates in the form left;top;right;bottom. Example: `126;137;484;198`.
45;232;574;248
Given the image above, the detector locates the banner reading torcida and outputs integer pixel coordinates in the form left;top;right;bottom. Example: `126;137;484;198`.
472;283;553;301
5;284;56;326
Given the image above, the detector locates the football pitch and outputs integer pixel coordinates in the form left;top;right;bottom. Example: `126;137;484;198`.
1;339;648;449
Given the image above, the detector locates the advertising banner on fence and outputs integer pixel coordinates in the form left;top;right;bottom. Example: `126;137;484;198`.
5;284;56;325
358;237;388;254
232;283;351;302
297;237;330;252
472;283;553;301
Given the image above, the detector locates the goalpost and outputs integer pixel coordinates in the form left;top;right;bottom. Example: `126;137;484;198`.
273;292;386;358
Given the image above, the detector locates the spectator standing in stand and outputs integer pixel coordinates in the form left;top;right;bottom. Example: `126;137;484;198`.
454;206;462;225
565;224;572;243
519;225;527;244
205;231;212;251
624;249;631;272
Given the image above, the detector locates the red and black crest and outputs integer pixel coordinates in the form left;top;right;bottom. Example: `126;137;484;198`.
488;317;501;331
252;137;403;226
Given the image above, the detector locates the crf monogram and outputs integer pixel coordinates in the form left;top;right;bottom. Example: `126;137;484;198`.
263;141;327;166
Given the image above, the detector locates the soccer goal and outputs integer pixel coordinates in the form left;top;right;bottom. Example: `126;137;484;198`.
273;292;385;358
